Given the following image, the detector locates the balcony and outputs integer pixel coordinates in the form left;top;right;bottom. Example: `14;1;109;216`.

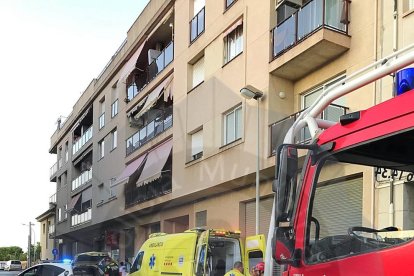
126;107;173;156
48;224;55;235
58;158;63;169
72;126;93;156
127;42;174;101
50;162;58;181
72;168;93;191
190;7;205;43
71;208;92;227
125;171;172;208
269;104;348;155
270;0;350;80
49;193;56;204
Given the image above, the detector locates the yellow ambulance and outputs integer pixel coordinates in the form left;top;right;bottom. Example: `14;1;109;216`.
129;228;265;276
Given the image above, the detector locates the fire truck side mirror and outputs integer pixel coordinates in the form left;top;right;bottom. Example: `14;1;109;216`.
275;145;298;222
273;226;300;267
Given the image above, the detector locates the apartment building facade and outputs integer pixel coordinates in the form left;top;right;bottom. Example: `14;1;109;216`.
48;0;414;265
36;193;57;261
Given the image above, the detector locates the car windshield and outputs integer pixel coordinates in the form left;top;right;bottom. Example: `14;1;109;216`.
75;255;105;263
305;129;414;264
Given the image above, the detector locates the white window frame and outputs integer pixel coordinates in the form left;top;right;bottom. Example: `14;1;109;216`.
192;57;205;88
99;140;105;159
224;24;243;64
111;99;119;118
58;208;62;222
191;129;203;159
111;129;118;150
223;105;242;145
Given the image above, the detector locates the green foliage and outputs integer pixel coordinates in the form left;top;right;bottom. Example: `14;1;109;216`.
0;246;24;261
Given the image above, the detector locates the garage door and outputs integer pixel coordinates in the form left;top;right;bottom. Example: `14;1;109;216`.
312;177;363;238
245;196;274;239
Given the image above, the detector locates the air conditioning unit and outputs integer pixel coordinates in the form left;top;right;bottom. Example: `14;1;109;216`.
192;152;203;160
276;0;302;9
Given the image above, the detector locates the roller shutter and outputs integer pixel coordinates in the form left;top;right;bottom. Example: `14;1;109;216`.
312;177;363;237
245;196;274;238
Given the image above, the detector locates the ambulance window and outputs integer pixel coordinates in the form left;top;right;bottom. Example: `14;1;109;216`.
248;251;263;272
131;251;144;273
195;245;206;275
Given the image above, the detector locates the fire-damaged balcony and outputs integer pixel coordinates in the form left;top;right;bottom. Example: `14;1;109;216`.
118;139;172;208
121;13;174;102
269;103;348;155
270;0;351;80
126;75;173;156
72;107;93;157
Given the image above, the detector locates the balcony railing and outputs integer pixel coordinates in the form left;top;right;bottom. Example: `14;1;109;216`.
126;107;173;156
71;208;92;227
125;172;172;207
49;193;56;204
48;224;55;234
72;168;93;191
50;162;58;178
269;103;348;155
148;41;174;82
190;7;205;43
127;42;174;101
272;0;349;57
72;126;93;155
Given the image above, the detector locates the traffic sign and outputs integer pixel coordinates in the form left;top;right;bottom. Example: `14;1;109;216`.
52;248;58;255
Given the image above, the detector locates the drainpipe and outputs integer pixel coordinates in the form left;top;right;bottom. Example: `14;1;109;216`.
389;0;398;227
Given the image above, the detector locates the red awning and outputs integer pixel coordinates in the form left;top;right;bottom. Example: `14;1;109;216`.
136;139;172;186
119;42;146;82
113;154;147;186
67;193;81;211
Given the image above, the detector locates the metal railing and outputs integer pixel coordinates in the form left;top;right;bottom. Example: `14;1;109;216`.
269;103;348;155
190;7;205;43
50;162;58;178
48;224;55;234
72;168;93;191
272;0;349;57
49;193;56;204
72;126;93;155
71;208;92;227
126;107;173;156
127;41;174;101
125;171;172;207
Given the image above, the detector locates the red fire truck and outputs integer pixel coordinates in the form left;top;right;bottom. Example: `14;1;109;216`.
266;44;414;275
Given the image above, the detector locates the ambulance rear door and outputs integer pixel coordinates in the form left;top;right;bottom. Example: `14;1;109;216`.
244;234;265;275
194;230;210;276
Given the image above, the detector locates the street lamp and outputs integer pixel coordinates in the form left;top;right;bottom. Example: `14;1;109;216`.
240;85;263;235
22;222;35;267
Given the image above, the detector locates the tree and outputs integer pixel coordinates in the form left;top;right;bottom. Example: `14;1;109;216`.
0;246;24;261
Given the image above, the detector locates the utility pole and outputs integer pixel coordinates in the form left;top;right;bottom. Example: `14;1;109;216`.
24;222;35;267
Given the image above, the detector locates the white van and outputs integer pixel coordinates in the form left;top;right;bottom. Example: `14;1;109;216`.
5;260;22;271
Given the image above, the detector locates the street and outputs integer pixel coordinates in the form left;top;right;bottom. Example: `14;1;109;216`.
0;271;19;276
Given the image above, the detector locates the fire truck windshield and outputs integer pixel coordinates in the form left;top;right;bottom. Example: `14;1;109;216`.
305;129;414;264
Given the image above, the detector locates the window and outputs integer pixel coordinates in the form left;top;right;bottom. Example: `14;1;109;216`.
43;223;46;234
58;208;62;222
301;75;347;141
111;129;118;150
192;57;205;88
65;141;69;162
190;0;205;43
225;0;237;9
224;105;242;145
131;251;144;273
404;0;414;12
196;210;207;227
99;98;105;129
111;99;119;118
99;140;105;159
191;129;203;160
64;204;68;219
224;23;243;64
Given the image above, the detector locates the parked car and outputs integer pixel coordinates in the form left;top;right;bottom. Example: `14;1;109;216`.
5;260;22;271
18;262;73;276
0;261;6;270
72;252;118;276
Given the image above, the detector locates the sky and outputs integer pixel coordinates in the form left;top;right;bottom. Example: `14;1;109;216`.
0;0;149;252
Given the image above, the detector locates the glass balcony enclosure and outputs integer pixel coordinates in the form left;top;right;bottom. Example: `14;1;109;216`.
72;168;93;191
269;103;348;155
126;105;173;156
190;7;205;43
272;0;349;57
72;126;93;155
71;208;92;227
